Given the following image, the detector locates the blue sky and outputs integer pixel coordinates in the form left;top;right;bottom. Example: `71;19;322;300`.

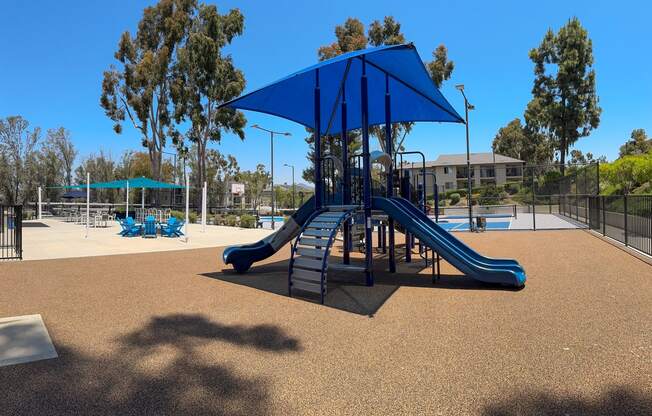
1;0;650;184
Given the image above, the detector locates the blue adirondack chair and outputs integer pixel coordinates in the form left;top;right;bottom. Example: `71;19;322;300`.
117;218;130;236
143;215;157;238
161;217;184;237
122;217;142;237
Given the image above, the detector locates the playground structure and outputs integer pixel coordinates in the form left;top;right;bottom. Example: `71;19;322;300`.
221;44;526;303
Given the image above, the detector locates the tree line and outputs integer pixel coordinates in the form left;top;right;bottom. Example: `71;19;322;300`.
0;113;277;209
100;0;246;208
0;116;76;205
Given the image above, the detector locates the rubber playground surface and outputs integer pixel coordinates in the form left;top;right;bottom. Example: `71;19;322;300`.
1;230;650;415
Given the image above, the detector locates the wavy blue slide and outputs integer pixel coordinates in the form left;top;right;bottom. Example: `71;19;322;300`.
223;197;316;273
372;196;526;287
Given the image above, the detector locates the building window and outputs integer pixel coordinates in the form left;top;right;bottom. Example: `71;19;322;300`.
443;167;449;174
506;165;522;177
445;182;454;190
480;166;495;178
456;167;474;178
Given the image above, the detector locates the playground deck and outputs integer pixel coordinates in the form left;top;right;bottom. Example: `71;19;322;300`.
1;230;650;415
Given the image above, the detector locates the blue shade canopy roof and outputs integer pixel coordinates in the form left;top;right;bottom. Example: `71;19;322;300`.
57;177;183;189
220;44;464;136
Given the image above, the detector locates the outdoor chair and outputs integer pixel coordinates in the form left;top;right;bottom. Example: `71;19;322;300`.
117;218;130;236
143;215;157;238
120;217;142;237
160;217;184;237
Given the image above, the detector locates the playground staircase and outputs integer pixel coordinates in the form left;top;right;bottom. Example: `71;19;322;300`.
288;206;360;303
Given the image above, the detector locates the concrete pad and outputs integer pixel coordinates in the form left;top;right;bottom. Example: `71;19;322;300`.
0;314;58;367
21;219;274;261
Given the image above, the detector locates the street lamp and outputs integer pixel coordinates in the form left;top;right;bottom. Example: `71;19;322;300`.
455;84;475;230
284;163;296;210
252;124;291;230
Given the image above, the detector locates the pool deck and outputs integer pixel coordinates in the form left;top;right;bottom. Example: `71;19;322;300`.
1;230;650;415
19;218;274;261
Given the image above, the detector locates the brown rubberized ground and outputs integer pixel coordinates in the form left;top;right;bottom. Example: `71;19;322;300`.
1;230;651;415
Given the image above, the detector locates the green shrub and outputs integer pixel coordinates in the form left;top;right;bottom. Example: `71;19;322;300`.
240;214;256;228
445;189;466;199
504;183;519;195
225;214;238;227
170;210;198;223
449;192;461;205
478;185;502;205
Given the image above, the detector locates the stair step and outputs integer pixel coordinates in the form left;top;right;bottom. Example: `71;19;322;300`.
292;268;322;283
296;247;327;258
313;215;343;222
329;263;366;272
298;237;330;247
294;256;324;270
307;222;339;229
303;229;332;238
291;279;322;294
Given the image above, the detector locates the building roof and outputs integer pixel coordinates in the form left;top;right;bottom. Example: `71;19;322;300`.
402;152;524;168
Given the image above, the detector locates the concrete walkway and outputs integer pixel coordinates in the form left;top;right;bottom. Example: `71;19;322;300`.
21;219;273;260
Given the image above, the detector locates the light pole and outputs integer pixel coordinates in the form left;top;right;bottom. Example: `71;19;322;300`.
455;84;475;230
252;124;291;230
284;163;296;209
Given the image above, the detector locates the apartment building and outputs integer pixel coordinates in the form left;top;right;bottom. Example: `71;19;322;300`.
402;153;525;196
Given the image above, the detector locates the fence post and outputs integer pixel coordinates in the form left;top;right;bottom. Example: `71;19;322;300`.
602;196;606;236
38;186;42;220
624;195;628;246
532;172;536;231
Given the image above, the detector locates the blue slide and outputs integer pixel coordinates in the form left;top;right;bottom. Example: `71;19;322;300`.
372;196;526;287
223;197;316;273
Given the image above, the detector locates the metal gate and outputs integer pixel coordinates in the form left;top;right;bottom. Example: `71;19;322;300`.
1;205;22;260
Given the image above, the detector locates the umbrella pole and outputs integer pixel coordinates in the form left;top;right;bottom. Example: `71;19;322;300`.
126;182;129;219
185;175;190;243
85;173;90;239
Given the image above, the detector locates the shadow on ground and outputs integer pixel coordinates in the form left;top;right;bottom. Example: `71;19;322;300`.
482;386;652;416
204;250;517;317
0;313;301;416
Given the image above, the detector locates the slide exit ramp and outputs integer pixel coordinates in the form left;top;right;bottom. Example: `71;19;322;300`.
372;196;526;287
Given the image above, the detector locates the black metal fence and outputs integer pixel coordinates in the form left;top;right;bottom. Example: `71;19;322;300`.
583;194;652;256
1;205;22;260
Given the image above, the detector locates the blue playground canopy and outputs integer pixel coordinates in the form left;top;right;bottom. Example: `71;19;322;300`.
220;43;464;134
60;177;183;190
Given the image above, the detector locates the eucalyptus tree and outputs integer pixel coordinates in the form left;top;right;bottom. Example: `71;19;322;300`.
619;129;650;157
527;17;601;172
171;4;246;207
100;0;196;191
492;118;553;165
0;116;41;204
45;127;76;186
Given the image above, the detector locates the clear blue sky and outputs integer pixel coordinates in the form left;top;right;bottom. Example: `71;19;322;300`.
1;0;650;184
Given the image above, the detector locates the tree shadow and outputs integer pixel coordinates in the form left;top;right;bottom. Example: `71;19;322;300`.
0;313;301;415
482;386;652;416
203;252;516;317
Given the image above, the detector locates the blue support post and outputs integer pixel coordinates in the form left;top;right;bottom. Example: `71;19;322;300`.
361;57;373;286
384;73;396;272
341;76;350;264
314;69;322;209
